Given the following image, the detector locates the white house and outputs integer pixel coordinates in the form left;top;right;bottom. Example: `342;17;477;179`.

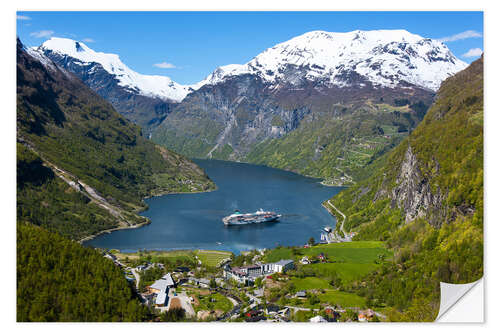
224;259;295;283
224;266;247;283
299;256;311;265
155;291;168;307
310;315;328;323
273;259;294;273
148;273;175;293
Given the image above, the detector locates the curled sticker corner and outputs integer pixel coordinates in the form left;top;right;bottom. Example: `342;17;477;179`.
436;278;483;322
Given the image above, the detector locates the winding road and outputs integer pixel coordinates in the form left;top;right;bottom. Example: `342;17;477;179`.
131;268;140;290
326;200;346;236
324;200;351;241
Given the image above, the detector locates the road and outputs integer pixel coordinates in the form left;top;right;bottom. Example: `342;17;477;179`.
245;291;261;306
326;200;350;240
131;268;140;290
174;290;196;317
217;304;240;321
215;288;242;321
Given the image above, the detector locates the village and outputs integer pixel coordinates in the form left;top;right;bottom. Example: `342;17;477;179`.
101;239;389;322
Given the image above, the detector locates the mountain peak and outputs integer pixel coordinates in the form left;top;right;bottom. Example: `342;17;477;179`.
37;37;192;102
36;29;468;103
41;37;98;58
201;29;467;91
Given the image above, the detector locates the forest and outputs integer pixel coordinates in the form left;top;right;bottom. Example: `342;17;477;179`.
17;223;150;321
329;56;484;321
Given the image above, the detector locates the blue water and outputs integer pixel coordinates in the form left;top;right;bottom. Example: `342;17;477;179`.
85;159;343;253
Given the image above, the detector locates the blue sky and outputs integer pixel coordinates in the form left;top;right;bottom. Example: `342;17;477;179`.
16;11;483;85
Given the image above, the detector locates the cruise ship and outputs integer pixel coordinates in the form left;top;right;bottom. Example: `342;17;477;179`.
222;209;281;226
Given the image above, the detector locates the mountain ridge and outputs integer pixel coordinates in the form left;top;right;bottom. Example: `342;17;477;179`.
325;56;483;320
198;29;467;92
35;29;467;102
35;37;194;102
35;30;469;184
148;29;467;183
17;37;215;240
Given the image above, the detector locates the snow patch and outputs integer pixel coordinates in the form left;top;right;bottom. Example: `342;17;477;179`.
36;37;194;102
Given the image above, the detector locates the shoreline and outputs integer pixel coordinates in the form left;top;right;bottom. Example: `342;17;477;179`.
78;219;152;244
143;186;218;200
80;186;217;244
198;158;353;187
320;179;353;187
322;199;351;241
79;160;346;247
196;157;327;182
110;248;233;255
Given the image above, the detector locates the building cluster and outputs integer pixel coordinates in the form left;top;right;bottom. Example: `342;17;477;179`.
187;277;211;288
309;307;342;322
147;273;176;307
244;304;291;322
223;259;294;283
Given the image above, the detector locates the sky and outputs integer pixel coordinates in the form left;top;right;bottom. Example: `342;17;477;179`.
16;11;484;85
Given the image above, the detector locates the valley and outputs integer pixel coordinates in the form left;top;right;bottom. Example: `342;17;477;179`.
16;19;483;323
35;30;466;186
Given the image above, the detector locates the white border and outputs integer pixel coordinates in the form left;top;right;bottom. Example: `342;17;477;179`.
2;1;498;332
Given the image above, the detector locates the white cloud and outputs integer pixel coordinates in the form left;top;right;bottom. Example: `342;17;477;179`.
82;38;95;43
462;48;483;58
29;30;54;38
153;62;177;69
17;15;31;20
438;30;482;43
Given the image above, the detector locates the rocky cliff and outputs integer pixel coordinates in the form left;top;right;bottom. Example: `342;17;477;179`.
326;56;483;320
390;146;446;226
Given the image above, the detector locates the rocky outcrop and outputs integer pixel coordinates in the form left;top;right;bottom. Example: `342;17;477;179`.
152;74;317;158
391;145;446;226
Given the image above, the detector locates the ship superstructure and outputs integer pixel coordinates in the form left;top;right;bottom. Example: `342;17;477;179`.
222;209;281;226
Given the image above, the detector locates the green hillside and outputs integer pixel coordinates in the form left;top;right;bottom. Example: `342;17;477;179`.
17;223;150;322
16;39;215;239
245;102;422;184
16;38;215;321
17;143;135;240
326;56;484;321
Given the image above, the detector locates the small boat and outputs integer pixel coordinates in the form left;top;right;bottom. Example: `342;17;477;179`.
324;226;332;233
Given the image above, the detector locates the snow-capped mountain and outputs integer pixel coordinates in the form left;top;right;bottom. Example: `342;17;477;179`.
152;30;469;168
33;38;193;133
34;37;192;102
35;30;468;143
199;30;467;92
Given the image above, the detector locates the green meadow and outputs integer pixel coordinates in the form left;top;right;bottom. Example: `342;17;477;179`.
195;250;232;267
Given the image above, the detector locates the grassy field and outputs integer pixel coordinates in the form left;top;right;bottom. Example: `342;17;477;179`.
112;249;197;267
290;277;331;290
263;247;294;262
264;241;391;285
195;250;232;267
307;263;379;283
318;290;366;308
264;241;390;261
278;289;366;309
185;287;233;313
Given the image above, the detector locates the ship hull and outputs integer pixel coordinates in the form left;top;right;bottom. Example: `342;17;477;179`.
222;211;281;226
